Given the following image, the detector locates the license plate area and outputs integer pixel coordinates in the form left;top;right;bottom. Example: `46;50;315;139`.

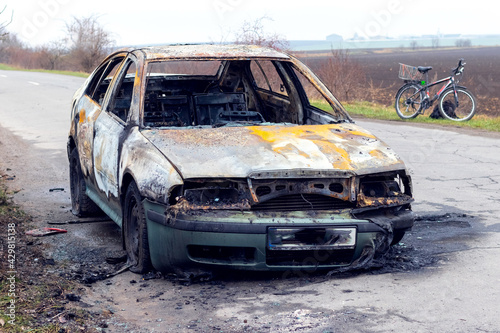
267;227;356;250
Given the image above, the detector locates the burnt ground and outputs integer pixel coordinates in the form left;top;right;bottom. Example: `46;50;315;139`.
75;210;490;333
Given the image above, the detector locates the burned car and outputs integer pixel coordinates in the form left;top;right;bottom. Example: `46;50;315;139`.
68;44;414;274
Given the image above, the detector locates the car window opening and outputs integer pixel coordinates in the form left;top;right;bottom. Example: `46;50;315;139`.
107;61;136;122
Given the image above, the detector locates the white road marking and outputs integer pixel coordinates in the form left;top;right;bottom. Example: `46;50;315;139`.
0;74;7;77
28;81;40;86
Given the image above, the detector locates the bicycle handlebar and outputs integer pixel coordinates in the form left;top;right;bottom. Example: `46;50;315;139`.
453;58;466;75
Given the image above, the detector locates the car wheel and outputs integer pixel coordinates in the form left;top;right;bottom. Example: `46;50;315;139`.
391;229;406;245
123;182;152;273
69;149;100;217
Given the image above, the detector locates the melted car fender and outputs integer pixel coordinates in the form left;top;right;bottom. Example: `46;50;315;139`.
120;128;184;203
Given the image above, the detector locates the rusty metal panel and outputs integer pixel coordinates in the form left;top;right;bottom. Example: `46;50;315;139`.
138;44;291;61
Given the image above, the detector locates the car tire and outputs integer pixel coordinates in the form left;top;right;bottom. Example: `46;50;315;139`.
123;182;152;274
69;149;101;217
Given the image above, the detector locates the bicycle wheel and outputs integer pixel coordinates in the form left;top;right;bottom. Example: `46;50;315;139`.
395;84;423;119
438;87;476;121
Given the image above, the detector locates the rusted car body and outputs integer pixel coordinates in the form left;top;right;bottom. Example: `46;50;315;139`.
68;44;414;274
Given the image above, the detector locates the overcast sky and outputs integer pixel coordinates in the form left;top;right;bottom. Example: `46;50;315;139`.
2;0;499;47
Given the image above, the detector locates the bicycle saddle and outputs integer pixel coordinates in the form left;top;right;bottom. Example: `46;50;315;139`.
418;66;433;73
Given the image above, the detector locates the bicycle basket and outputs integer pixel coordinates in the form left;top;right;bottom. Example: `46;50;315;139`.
398;63;423;81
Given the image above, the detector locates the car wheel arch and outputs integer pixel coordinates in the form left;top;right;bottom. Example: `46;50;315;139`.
120;172;137;205
119;172;137;250
122;179;152;273
67;136;77;157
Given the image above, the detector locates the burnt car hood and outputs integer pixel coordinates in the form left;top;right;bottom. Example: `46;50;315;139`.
142;123;406;179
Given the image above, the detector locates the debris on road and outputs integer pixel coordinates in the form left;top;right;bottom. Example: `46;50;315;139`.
25;227;67;237
106;255;127;264
106;264;132;278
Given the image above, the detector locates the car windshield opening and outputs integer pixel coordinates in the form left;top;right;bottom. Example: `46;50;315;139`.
142;59;343;128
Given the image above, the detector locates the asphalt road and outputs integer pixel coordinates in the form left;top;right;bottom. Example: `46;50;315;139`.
1;70;500;332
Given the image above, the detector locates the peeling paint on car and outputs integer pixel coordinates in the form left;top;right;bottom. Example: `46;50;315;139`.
119;128;184;204
140;44;291;61
93;114;121;198
75;97;102;177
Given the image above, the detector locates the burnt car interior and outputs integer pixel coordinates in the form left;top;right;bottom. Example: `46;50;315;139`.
140;59;345;128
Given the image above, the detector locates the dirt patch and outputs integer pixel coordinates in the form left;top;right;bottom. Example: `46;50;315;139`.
0;178;111;332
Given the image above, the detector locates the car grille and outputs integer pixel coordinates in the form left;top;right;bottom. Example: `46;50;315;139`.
188;245;256;264
266;249;355;266
251;194;354;211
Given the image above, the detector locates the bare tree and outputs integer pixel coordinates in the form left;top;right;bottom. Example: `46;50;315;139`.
65;15;114;72
36;40;67;70
0;33;23;65
316;48;364;101
409;40;419;50
431;36;440;48
455;39;472;48
0;5;13;40
234;16;290;52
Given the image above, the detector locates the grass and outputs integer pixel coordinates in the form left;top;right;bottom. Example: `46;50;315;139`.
0;181;14;216
0;63;88;78
0;181;25;218
0;183;7;207
0;276;75;332
314;100;500;133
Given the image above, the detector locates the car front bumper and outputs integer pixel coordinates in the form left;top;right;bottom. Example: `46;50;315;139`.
143;199;414;272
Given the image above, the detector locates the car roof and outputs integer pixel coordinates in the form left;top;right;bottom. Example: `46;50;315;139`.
120;44;291;61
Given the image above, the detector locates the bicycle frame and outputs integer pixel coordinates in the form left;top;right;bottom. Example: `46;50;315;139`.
403;73;456;112
420;72;456;103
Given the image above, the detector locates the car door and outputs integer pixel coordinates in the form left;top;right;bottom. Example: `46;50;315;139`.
75;55;126;181
92;56;138;216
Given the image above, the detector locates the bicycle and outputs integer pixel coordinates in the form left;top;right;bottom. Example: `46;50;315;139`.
394;58;476;121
